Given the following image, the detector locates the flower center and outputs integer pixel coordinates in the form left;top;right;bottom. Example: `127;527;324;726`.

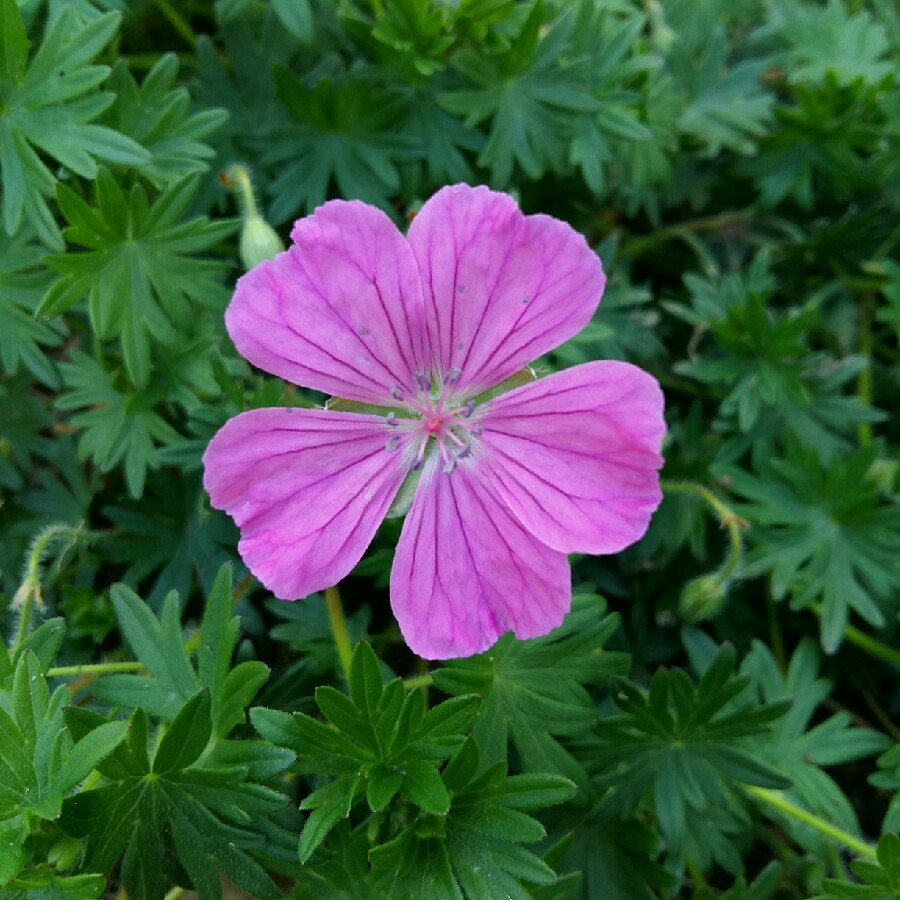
385;369;481;473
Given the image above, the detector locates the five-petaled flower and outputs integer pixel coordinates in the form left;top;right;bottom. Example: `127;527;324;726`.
203;185;665;659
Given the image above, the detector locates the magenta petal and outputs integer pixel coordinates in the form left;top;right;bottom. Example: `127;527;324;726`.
407;184;604;396
226;201;428;404
203;408;405;598
390;460;572;660
477;361;665;554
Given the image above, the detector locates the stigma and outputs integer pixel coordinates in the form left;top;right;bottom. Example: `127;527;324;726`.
384;371;482;473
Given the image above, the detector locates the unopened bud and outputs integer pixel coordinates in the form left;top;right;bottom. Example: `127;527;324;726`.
240;215;283;269
866;458;898;494
678;574;728;623
222;163;283;270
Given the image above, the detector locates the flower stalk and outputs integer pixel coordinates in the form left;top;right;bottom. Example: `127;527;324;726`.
12;523;96;652
325;585;353;682
744;785;877;861
662;480;745;622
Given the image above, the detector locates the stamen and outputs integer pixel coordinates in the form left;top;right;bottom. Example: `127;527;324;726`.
457;445;472;460
461;399;475;418
385;436;401;452
390;385;404;400
386;411;398;426
470;424;483;436
444;367;462;386
445;430;467;449
414;372;431;392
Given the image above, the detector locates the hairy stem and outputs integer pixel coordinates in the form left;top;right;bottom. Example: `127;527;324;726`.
12;523;95;652
660;480;745;583
744;786;876;861
47;661;146;678
809;602;900;669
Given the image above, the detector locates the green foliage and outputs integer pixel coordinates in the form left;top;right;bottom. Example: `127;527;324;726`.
0;4;149;248
253;642;575;897
434;594;628;780
1;0;898;895
588;645;789;858
40;170;235;388
725;441;900;652
812;834;900;899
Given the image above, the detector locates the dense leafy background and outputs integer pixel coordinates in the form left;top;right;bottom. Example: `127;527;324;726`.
1;0;898;897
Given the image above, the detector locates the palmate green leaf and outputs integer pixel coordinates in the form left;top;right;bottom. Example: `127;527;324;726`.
340;0;454;78
811;834;900;899
0;0;28;83
0;377;52;493
60;706;285;900
399;91;483;185
433;594;628;781
40;170;235;388
739;73;890;209
667;251;883;461
587;645;789;856
369;737;575;900
0;870;106;899
101;54;228;187
669;23;773;155
768;0;894;89
102;471;239;608
724;440;900;652
0;650;127;872
0;6;150;248
55;350;194;499
685;629;890;855
266;70;413;221
253;641;481;859
559;816;676;900
440;2;601;185
564;2;654;194
93;584;198;717
0;203;63;391
95;566;267;734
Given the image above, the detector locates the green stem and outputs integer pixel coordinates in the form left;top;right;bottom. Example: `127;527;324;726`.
620;211;752;259
223;164;260;219
808;603;900;669
744;786;876;861
326;585;353;682
660;480;744;582
765;586;786;672
403;674;434;690
47;661;146;678
13;524;93;652
151;0;197;48
857;293;873;447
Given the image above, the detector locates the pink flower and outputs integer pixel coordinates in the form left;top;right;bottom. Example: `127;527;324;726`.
203;185;665;659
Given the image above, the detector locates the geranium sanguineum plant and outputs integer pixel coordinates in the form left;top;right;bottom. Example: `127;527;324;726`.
203;185;665;659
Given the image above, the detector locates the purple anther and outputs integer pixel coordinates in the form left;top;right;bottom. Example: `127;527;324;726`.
462;399;475;418
442;456;457;474
457;445;472;460
390;385;404;400
444;367;462;386
386;411;399;426
411;458;424;471
470;424;483;436
414;372;431;392
385;435;401;452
